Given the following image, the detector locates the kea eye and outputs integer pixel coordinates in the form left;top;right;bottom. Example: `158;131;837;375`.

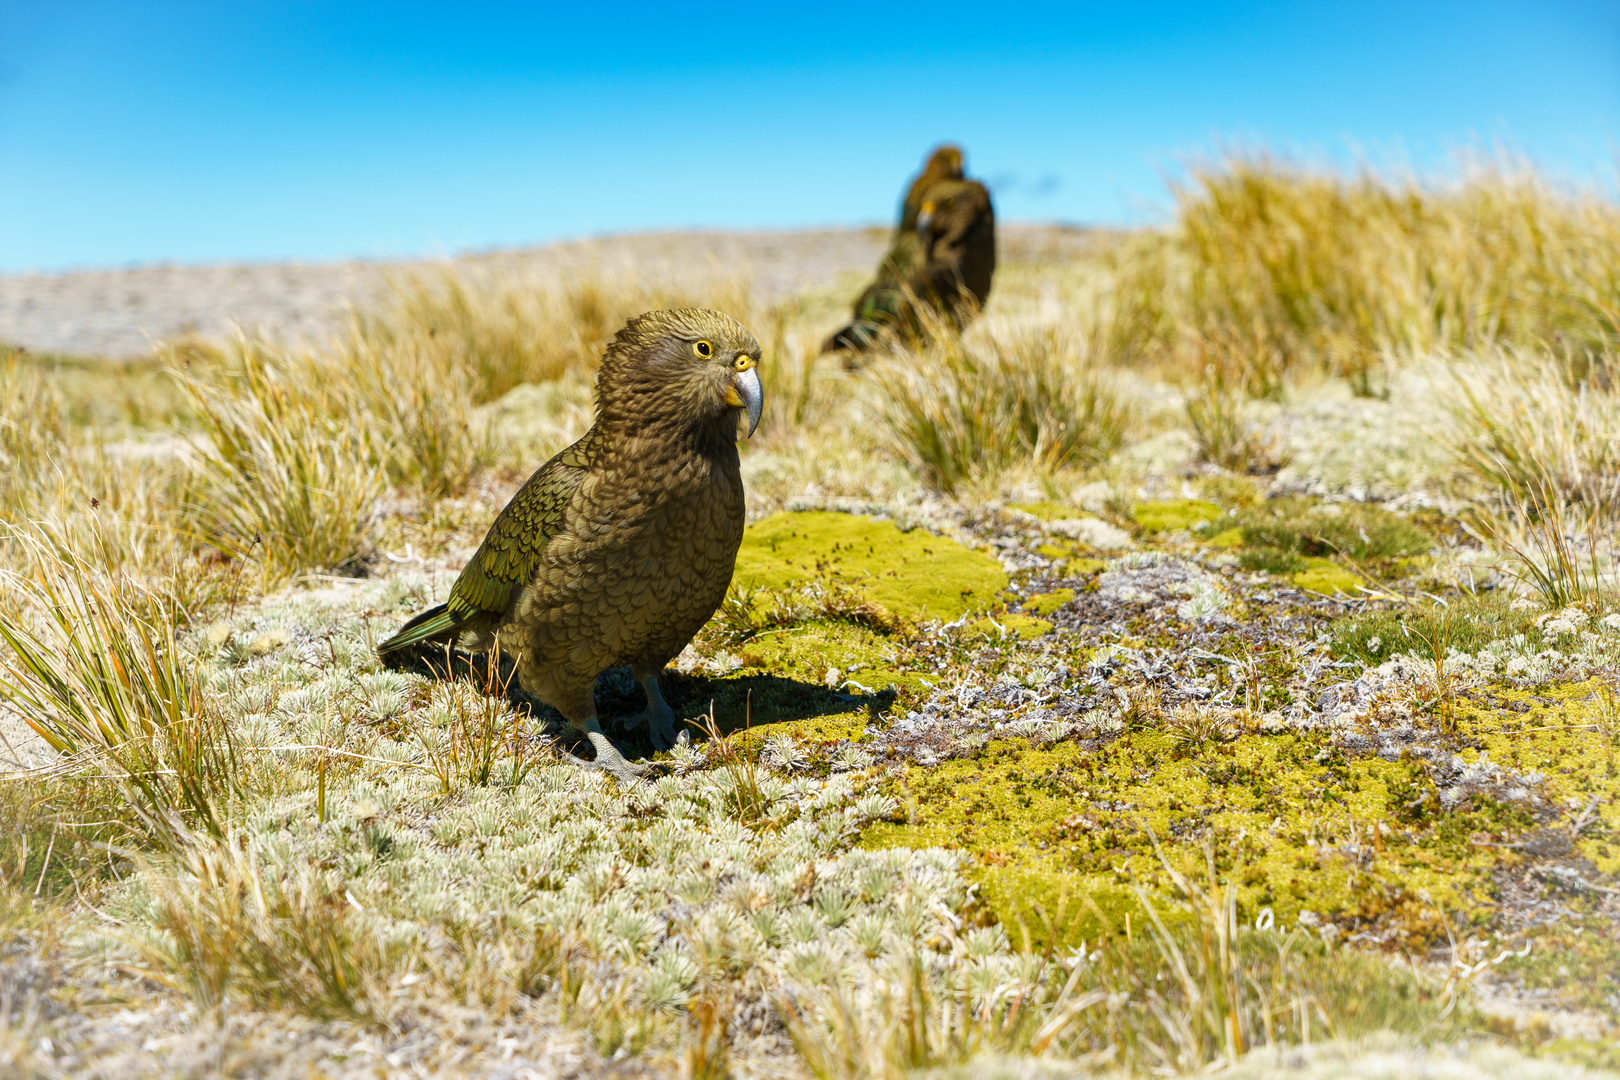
693;340;713;358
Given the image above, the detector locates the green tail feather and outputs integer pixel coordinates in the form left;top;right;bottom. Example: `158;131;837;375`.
377;603;458;655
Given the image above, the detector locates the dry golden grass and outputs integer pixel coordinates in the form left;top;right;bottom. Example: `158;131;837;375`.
1106;157;1620;396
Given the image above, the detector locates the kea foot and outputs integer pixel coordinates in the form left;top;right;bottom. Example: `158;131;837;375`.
619;674;680;752
564;722;649;783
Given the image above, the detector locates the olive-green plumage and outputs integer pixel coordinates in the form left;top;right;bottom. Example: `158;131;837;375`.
825;157;995;359
378;308;765;779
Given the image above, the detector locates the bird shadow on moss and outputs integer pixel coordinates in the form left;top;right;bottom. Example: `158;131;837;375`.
385;647;886;760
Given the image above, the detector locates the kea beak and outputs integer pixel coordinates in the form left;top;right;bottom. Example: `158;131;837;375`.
916;202;935;241
723;362;764;437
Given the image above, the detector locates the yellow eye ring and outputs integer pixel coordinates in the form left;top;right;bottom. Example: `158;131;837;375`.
693;340;713;358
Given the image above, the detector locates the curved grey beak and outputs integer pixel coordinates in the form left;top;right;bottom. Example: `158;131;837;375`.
727;365;764;437
915;204;934;241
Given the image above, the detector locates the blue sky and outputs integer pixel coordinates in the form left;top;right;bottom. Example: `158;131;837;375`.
1;1;1616;272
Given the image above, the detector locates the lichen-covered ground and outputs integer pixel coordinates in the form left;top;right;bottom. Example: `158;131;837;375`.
21;492;1608;1077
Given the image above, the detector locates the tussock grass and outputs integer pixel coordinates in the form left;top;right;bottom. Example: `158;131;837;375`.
1447;347;1620;512
1185;363;1290;474
365;268;757;402
175;338;384;581
1107;158;1620;393
878;327;1131;496
0;525;235;845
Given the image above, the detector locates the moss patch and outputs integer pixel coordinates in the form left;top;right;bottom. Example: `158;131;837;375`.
1291;560;1364;596
734;619;930;697
1206;527;1245;549
967;613;1054;641
864;732;1513;951
1133;499;1222;533
1459;683;1620;1009
1020;589;1076;617
734;511;1006;621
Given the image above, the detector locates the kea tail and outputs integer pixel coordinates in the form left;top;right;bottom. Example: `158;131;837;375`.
376;603;458;657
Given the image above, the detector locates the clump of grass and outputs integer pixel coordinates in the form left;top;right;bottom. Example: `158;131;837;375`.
173;337;384;581
879;328;1131;496
414;644;539;793
0;355;71;521
1106;157;1620;392
0;524;236;845
1481;488;1614;610
1185;362;1290;474
366;268;758;403
1447;348;1620;513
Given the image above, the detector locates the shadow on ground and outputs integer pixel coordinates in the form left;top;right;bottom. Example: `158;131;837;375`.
384;646;888;760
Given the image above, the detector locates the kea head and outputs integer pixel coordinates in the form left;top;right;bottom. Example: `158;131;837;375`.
915;177;993;259
597;308;764;438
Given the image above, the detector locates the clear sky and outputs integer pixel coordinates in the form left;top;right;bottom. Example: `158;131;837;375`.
1;1;1616;272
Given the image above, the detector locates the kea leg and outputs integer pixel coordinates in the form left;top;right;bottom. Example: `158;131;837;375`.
551;691;649;782
563;716;649;782
623;669;680;752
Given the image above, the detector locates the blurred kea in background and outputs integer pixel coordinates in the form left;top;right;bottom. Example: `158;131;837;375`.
898;144;963;233
824;148;995;360
378;308;764;780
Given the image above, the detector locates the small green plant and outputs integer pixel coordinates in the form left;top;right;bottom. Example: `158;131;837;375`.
415;642;535;793
1400;597;1458;733
1480;485;1612;609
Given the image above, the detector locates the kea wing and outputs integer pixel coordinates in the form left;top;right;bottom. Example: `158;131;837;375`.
376;430;601;654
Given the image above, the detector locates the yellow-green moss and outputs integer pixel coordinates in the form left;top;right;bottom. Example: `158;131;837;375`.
1462;684;1620;877
1206;527;1245;548
1133;499;1222;533
734;511;1006;621
966;613;1054;641
1020;589;1076;617
1035;542;1108;575
732;710;870;750
1292;559;1363;595
1457;683;1620;1008
863;733;1502;950
736;619;931;696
